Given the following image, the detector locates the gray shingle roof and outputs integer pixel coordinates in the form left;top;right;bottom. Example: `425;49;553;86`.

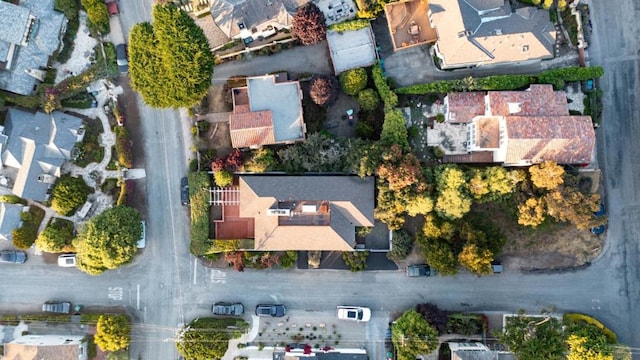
0;202;24;241
210;0;304;38
2;108;83;202
462;0;505;12
0;1;31;45
0;0;66;95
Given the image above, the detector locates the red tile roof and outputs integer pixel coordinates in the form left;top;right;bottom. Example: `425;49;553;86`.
229;111;275;148
489;85;568;116
505;115;595;164
446;92;486;123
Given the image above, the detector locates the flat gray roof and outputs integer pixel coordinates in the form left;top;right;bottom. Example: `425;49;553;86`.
327;26;377;74
248;75;304;143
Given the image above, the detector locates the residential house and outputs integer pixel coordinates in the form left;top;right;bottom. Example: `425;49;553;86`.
326;25;378;74
210;0;305;44
3;334;88;360
0;0;67;95
230;73;305;148
213;175;375;251
427;84;595;166
384;0;438;51
0;108;85;202
448;342;514;360
428;0;555;69
0;202;26;241
274;348;368;359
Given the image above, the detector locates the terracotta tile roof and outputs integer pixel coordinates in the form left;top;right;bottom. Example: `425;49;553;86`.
229;111;275;148
4;341;82;360
238;175;375;251
504;115;595;165
488;85;568;116
446;92;486;123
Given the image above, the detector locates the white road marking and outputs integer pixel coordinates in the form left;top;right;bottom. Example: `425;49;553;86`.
136;284;140;310
108;287;123;301
210;269;226;284
193;258;198;285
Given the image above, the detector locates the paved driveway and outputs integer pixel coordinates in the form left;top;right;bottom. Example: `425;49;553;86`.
211;42;333;83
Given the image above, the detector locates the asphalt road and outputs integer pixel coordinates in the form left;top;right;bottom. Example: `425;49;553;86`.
0;1;639;359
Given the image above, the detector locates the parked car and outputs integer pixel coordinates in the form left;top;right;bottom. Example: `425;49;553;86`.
212;302;244;316
57;254;77;267
255;304;286;317
42;301;71;314
0;250;26;264
593;203;605;217
137;221;146;248
181;177;190;206
115;44;128;74
337;306;371;322
407;264;437;277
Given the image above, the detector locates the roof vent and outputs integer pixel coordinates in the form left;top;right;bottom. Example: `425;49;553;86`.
267;208;291;216
302;204;317;213
495;28;502;35
522;45;529;52
37;174;56;184
238;22;246;29
507;102;522;114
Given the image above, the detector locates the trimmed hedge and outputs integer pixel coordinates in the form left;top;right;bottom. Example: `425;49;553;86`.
114;126;133;169
339;68;368;96
372;63;398;111
328;19;370;32
397;66;605;94
189;172;213;255
0;195;28;205
563;313;617;344
12;206;45;250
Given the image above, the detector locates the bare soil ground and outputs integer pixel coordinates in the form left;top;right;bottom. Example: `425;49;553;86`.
399;204;602;272
198;85;233;158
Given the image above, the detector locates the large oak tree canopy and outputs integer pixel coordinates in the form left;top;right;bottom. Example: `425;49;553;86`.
129;4;214;108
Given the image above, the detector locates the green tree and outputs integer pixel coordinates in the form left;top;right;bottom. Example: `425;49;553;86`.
387;229;413;261
496;312;566;360
405;194;434;217
244;147;276;173
517;197;546;227
81;0;110;34
434;166;471;220
129;4;214;108
73;206;142;275
357;88;380;111
566;323;614;360
392;310;439;360
380;109;409;149
94;315;130;352
35;218;75;253
51;176;91;216
458;243;493;275
544;187;603;230
339;68;367;96
529;161;565;190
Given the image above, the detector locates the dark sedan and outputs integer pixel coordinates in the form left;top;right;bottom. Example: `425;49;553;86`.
115;44;128;74
181;177;190;205
0;250;26;264
212;302;244;316
255;304;286;317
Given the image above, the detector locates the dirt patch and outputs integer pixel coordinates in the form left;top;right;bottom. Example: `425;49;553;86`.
484;203;603;271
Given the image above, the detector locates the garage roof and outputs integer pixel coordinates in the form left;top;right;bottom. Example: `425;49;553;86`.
327;26;377;74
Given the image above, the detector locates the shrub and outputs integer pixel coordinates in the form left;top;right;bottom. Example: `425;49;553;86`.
35;218;75;253
537;66;605;89
114;126;133;168
372;63;398;111
189;172;213;255
0;195;27;205
51;176;91;216
563;313;617;343
387;229;413;261
244;147;276;173
278;251;298;269
342;251;369;272
328;19;370;32
339;68;368;96
291;3;327;45
12;206;45;249
214;170;234;187
357;89;380;112
94;314;130;352
309;75;339;106
81;0;110;34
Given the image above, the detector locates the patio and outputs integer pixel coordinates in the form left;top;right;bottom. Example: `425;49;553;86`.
384;0;437;51
315;0;357;26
